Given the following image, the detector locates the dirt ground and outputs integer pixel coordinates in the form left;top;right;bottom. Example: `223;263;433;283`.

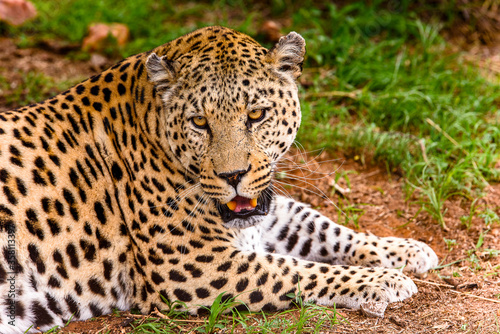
0;34;499;334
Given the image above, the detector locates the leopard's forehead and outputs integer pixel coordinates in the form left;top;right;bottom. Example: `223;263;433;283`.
154;26;271;79
152;27;292;119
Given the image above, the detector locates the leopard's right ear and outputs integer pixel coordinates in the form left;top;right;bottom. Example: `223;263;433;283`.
266;32;306;81
146;53;180;91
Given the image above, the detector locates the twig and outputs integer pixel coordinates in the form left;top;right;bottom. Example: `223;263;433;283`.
152;308;184;332
153;308;169;319
426;118;466;154
449;290;500;304
305;90;361;99
414;279;500;304
418;139;429;164
413;278;454;288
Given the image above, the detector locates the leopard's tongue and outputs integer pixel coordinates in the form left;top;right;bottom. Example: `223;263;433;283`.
226;196;257;212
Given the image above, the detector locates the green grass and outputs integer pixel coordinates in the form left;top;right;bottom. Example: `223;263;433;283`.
130;291;342;333
8;0;271;57
0;71;78;107
293;2;500;224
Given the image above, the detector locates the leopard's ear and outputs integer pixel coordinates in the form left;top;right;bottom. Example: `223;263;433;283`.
146;53;180;91
266;32;306;80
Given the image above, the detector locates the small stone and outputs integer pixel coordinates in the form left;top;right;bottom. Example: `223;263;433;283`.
360;301;388;318
90;53;109;71
0;0;37;26
82;23;129;52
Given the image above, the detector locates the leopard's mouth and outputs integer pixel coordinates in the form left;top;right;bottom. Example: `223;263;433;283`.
217;188;272;228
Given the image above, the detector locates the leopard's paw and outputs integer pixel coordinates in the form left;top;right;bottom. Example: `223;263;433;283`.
319;267;418;309
400;239;439;274
352;237;438;274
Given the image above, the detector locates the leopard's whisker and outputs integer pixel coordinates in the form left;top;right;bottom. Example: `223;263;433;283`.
273;179;342;213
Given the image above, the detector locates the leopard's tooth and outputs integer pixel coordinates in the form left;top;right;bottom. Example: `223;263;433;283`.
226;201;237;211
250;198;258;208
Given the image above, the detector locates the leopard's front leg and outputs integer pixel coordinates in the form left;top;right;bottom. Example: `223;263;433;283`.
260;196;438;273
140;250;417;313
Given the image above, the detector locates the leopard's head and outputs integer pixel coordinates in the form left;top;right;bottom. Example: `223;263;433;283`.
146;27;305;228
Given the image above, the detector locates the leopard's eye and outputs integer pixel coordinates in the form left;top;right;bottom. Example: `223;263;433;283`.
191;116;208;129
248;109;265;122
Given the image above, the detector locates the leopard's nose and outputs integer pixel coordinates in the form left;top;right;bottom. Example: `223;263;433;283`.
218;168;249;189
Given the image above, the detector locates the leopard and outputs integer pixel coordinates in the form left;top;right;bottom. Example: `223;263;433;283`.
0;26;438;333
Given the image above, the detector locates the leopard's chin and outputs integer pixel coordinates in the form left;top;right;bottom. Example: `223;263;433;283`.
217;187;272;229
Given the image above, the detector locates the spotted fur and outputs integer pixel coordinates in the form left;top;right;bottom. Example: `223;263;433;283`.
0;26;437;333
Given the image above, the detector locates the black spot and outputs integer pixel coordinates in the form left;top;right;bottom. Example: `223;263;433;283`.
48;275;61;288
173;288;192;302
88;278;105;296
0;265;5;284
257;272;268;286
333;242;340;253
15;178;27;196
45;293;62;316
118;83;126;95
151;271;165;285
76;85;85;94
195;255;214;263
47;218;61;236
66;243;80;268
169;270;187;282
102;88;112;102
195;288;210;299
94;201;106;224
28;243;45;274
318;287;328;298
14;300;25;318
90;86;100;95
65;295;80;317
210;278;228;289
277;226;289;241
56;266;68;279
341;275;351;283
237;262;249;274
110;162;124;181
103;260;113;281
305;281;317;290
217;262;232;272
236;278;249;292
80;240;96;261
0;169;9;183
262;303;277;312
299;238;312;257
93;102;103;112
3;186;18;205
286;233;299;252
89;303;103;317
32;301;54;327
104;72;114;82
249;290;264;303
183;264;203;278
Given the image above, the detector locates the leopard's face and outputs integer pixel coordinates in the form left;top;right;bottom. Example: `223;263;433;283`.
147;29;305;228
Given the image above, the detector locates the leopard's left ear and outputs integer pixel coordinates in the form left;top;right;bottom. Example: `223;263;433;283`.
146;53;180;91
266;32;306;80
